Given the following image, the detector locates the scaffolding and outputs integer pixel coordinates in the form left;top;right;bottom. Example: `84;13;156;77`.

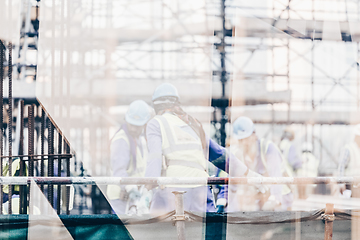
2;0;360;239
8;0;360;176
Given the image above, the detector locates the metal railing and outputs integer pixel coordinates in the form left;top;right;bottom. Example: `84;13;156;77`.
0;39;73;215
0;175;346;240
0;176;356;185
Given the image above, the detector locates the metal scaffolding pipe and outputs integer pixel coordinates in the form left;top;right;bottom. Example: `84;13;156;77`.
0;176;359;186
173;191;186;240
323;203;334;240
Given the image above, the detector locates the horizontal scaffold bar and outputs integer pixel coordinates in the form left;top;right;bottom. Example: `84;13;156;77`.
0;177;358;185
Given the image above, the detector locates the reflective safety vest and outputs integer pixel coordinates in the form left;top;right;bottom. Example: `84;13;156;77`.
260;138;292;195
344;142;360;177
154;113;209;187
107;129;147;200
297;152;319;177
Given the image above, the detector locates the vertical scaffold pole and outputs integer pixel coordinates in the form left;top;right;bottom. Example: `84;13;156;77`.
8;42;13;215
40;109;45;192
352;185;360;240
0;40;4;214
19;100;25;214
172;191;186;240
28;105;34;177
57;133;62;214
28;103;34;215
324;203;334;240
48;121;54;207
65;142;70;215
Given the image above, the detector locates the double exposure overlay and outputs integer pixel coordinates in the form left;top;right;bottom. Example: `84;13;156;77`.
0;0;359;239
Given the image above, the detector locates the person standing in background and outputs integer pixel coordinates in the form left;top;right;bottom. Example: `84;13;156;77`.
279;126;302;175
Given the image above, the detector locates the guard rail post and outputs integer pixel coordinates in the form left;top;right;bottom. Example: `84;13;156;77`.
172;191;187;240
323;203;334;240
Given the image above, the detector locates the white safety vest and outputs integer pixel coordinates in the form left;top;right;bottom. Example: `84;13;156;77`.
297;152;319;178
107;129;147;200
260;138;292;195
154;113;208;187
344;142;360;177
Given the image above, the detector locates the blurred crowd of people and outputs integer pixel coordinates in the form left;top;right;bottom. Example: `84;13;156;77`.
107;82;359;216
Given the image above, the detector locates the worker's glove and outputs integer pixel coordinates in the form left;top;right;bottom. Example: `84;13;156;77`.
339;184;346;195
247;170;269;194
129;190;141;201
127;205;137;216
126;186;141;201
141;188;152;207
216;198;227;213
137;188;153;215
262;195;281;211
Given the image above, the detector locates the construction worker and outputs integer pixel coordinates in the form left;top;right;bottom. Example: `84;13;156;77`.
279;126;302;175
107;100;152;215
337;124;360;197
145;83;261;214
230;116;293;211
296;142;319;199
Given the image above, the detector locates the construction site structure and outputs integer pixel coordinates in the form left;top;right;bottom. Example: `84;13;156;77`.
1;0;360;239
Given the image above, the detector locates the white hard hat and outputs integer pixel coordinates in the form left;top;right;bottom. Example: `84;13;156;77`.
233;117;255;140
152;83;179;102
355;124;360;136
125;100;152;126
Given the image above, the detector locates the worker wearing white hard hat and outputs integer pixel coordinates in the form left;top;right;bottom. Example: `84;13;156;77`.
107;100;153;215
145;83;260;214
230;116;293;211
337;124;360;197
279;126;302;174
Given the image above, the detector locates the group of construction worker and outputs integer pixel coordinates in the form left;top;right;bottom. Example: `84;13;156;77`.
106;82;359;215
107;82;256;215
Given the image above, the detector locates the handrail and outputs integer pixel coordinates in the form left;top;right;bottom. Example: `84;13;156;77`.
0;176;357;185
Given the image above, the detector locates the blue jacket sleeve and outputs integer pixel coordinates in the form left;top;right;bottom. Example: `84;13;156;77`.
208;138;248;177
208;138;227;171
